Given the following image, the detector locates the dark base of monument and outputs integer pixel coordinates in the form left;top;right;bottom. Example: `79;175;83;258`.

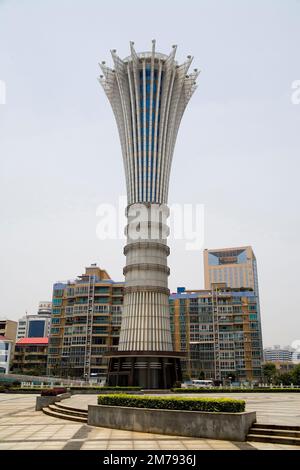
106;351;184;389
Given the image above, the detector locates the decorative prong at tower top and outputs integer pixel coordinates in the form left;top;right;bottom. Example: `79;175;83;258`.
130;41;139;62
151;39;156;59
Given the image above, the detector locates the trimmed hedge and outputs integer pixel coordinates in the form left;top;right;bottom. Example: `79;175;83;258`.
99;386;142;391
97;393;245;413
41;387;67;396
171;387;300;393
0;388;43;394
70;386;142;391
53;387;67;394
41;389;57;396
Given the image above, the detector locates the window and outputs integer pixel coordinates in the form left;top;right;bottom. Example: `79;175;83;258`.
53;289;64;297
93;316;110;324
28;320;45;337
50;327;60;334
92;327;108;334
72;336;86;345
92;337;107;345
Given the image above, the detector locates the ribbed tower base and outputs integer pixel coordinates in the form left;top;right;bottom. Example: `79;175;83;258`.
106;203;184;388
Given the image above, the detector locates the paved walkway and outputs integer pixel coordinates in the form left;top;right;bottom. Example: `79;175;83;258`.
0;394;299;450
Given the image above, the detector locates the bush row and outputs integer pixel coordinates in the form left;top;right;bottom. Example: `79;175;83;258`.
97;393;245;413
171;387;300;393
41;387;67;396
70;386;142;391
0;387;42;394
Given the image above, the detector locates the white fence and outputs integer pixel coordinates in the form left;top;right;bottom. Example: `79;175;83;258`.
20;381;94;389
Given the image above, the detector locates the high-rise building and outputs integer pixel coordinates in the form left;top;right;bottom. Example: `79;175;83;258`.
17;303;52;340
204;246;263;355
47;265;123;380
98;41;199;388
204;246;259;292
0;320;17;374
0;335;13;374
0;319;17;343
37;302;52;315
170;284;263;383
264;346;292;363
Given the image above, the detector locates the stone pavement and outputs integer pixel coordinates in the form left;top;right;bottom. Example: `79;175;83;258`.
0;394;299;450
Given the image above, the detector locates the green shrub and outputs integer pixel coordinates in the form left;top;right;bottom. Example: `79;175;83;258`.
40;387;67;396
70;386;142;391
171;387;300;393
0;382;12;389
0;382;20;392
53;387;67;395
41;389;57;396
173;381;182;389
97;394;245;413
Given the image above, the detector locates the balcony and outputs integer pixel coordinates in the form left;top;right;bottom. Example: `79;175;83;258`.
94;288;110;295
94;298;109;304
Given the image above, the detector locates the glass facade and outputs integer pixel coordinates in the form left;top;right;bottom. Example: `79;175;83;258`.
138;66;163;201
28;320;45;338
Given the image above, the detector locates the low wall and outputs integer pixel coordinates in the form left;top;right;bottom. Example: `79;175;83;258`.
35;392;71;411
88;405;256;441
70;389;143;395
1;373;83;385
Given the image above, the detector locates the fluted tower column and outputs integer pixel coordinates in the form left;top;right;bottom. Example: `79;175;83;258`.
99;41;199;388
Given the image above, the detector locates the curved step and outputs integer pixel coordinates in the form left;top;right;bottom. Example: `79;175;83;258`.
247;433;300;446
252;423;300;431
42;406;87;423
249;428;300;438
247;423;300;446
48;404;87;418
54;402;88;414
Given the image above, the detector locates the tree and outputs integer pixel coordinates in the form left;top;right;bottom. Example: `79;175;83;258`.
198;371;205;380
226;372;236;382
291;364;300;385
263;363;277;384
275;372;292;385
182;373;191;382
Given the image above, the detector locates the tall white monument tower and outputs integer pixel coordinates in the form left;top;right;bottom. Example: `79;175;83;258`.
99;41;199;388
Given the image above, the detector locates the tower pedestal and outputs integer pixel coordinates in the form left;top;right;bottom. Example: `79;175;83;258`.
106;351;185;389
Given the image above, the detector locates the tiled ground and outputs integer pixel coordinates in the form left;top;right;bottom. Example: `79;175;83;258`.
0;394;299;450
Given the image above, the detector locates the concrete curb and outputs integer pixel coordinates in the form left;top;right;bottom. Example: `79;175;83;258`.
88;404;256;441
35;392;71;411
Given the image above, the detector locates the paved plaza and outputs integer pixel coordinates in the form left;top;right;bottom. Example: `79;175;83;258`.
63;392;300;426
0;393;299;450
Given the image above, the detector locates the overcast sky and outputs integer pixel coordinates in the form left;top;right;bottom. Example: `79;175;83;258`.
0;0;299;348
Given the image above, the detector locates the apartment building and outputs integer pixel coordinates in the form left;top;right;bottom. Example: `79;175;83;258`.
170;283;263;383
47;265;123;381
